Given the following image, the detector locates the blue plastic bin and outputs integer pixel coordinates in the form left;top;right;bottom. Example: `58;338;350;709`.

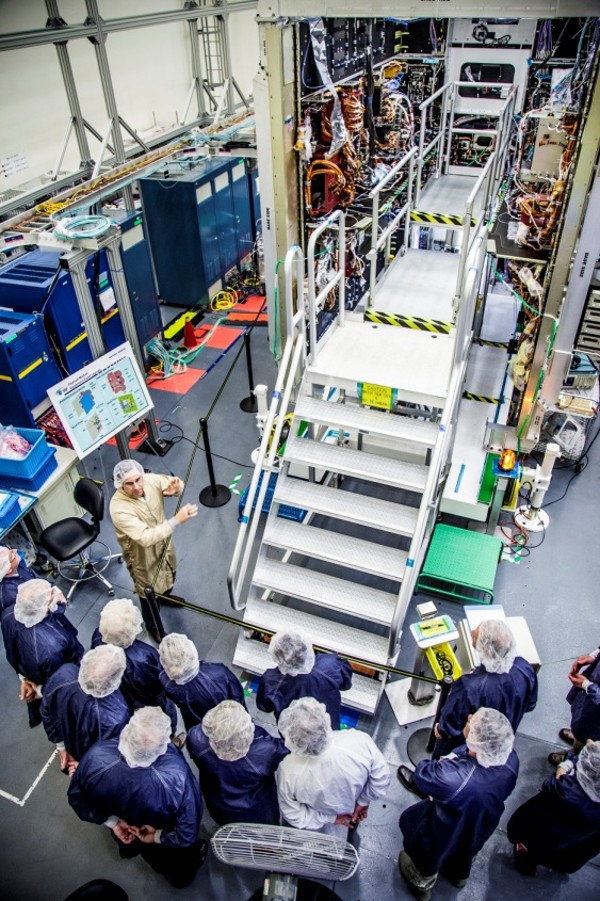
0;445;57;491
238;471;306;523
0;490;21;531
0;428;51;479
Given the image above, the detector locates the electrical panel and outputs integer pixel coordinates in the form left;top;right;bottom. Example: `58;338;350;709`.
139;157;254;308
0;309;62;428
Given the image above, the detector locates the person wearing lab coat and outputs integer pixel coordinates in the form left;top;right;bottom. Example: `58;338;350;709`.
399;707;519;901
275;697;390;836
257;630;352;729
68;707;207;888
187;700;288;825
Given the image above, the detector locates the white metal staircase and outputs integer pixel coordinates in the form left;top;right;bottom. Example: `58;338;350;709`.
227;83;513;715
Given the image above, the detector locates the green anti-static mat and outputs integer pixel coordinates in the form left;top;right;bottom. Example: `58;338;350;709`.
417;524;502;605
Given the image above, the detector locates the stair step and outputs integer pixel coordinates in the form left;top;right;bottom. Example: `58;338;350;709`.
285;436;428;492
295;396;438;447
264;519;407;581
232;634;384;715
274;473;419;537
253;557;396;626
242;596;390;666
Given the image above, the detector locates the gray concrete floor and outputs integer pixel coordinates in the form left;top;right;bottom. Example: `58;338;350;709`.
0;320;599;900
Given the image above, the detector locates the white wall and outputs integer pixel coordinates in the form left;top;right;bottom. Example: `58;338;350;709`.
0;0;259;193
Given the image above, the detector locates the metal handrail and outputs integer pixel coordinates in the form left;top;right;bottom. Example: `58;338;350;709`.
367;146;417;309
416;81;454;203
307;211;346;365
227;245;306;610
387;355;468;659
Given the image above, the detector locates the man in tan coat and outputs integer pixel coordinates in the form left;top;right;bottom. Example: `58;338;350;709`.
110;460;197;641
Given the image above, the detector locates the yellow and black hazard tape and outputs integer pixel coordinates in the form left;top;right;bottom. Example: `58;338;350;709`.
477;339;509;348
410;210;477;228
463;391;502;404
365;309;453;334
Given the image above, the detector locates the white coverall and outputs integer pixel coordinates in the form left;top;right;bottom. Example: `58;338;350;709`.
275;728;390;832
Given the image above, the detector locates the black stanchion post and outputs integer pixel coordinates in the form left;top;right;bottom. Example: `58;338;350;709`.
240;330;258;413
144;587;166;641
198;417;231;507
407;674;454;766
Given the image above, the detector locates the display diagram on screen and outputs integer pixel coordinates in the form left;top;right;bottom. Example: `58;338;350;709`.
47;342;153;458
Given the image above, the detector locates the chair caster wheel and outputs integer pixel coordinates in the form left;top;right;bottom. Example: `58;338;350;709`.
118;556;123;564
108;590;115;597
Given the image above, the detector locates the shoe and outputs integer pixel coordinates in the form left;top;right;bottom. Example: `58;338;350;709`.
446;876;468;888
513;843;537;877
397;765;427;798
398;851;434;901
558;727;576;745
548;751;567;767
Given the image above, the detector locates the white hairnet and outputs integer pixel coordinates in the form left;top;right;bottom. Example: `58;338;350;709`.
113;459;144;490
159;633;199;684
78;644;127;698
475;620;517;674
14;579;53;627
118;706;172;768
202;700;255;761
269;630;315;676
278;697;332;757
466;707;514;767
99;597;143;648
0;547;11;581
576;741;600;803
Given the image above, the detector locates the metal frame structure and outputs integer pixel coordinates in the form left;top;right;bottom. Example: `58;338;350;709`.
0;0;257;217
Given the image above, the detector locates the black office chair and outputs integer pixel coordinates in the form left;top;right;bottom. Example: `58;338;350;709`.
38;478;121;600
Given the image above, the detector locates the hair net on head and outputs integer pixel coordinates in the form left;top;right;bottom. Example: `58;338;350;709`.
278;697;332;757
113;459;144;490
576;741;600;803
202;700;255;761
0;547;11;581
99;597;143;648
78;644;127;698
159;633;199;684
475;619;517;674
466;707;514;767
269;630;316;676
118;706;172;768
14;579;53;627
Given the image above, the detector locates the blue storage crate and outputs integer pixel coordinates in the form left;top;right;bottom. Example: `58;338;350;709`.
0;445;57;491
0;428;51;479
238;471;307;523
0;490;21;531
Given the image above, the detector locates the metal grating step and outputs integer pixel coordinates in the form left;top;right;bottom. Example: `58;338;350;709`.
241;596;390;666
285;436;428;492
253;557;396;626
232;633;384;715
274;473;419;536
295;396;438;447
263;518;407;581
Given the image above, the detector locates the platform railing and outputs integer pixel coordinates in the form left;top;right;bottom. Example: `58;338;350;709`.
415;81;454;204
386;354;468;660
227;245;306;611
366;146;418;310
306;210;346;365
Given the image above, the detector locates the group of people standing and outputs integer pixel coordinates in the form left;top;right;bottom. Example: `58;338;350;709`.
1;451;600;898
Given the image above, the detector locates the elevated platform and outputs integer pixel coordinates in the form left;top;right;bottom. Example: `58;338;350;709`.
417;173;482;219
306;320;455;408
369;247;459;322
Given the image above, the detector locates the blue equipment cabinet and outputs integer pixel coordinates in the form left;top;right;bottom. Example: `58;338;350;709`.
0;248;125;375
139;156;253;307
0;310;62;427
109;209;162;352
